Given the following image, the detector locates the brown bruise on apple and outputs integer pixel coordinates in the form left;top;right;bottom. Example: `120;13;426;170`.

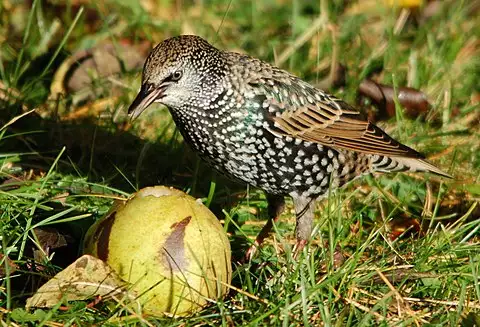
92;211;117;261
159;216;192;273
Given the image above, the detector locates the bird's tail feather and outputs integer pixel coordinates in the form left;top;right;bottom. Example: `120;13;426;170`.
392;157;453;179
372;156;452;179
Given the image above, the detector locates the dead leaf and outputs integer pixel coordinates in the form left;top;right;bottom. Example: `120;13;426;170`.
0;254;18;278
49;42;148;106
32;227;74;263
358;79;430;121
51;192;70;205
388;214;422;240
26;255;134;310
60;97;119;121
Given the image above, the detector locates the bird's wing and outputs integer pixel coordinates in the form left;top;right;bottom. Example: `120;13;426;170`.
261;81;423;159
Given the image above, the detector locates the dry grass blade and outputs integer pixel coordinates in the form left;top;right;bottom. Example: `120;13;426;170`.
0;109;36;132
331;287;386;322
403;297;480;309
219;281;269;305
376;269;429;325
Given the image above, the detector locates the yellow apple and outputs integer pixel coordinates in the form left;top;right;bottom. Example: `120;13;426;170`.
84;186;231;316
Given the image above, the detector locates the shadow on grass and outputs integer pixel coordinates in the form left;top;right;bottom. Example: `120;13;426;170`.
1;106;257;290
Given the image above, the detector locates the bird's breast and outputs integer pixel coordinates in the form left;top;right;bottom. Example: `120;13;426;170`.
168;94;351;198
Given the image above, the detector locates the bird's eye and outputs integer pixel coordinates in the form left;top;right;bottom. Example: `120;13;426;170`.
171;71;183;81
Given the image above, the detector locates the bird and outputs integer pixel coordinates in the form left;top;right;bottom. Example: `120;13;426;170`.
128;35;451;259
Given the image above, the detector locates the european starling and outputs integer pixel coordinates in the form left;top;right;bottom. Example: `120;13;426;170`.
128;35;451;257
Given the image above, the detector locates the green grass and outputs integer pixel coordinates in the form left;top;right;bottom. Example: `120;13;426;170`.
1;0;479;325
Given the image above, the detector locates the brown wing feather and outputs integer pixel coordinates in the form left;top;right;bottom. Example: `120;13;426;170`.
268;98;423;158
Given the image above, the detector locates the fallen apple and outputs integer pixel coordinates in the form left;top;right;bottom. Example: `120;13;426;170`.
84;186;231;316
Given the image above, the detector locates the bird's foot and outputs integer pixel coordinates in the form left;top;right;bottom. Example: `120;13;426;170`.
241;194;285;263
243;242;259;263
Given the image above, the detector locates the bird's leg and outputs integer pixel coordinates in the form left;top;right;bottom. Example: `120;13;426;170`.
244;194;285;261
293;198;316;259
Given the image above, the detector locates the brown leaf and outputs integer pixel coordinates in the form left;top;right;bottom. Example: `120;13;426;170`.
26;255;132;310
358;79;430;121
49;42;148;105
388;214;422;241
33;227;72;249
32;227;74;263
0;254;18;278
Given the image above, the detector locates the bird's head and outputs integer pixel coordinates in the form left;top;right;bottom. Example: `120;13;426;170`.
128;35;226;120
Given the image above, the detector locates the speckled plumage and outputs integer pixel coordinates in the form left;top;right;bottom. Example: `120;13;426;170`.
129;35;450;256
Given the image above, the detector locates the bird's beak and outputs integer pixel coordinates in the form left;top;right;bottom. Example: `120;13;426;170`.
128;85;164;121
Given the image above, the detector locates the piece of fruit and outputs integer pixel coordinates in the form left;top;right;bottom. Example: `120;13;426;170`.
84;186;231;316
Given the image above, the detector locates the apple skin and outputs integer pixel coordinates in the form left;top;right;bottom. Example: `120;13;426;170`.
84;186;231;316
